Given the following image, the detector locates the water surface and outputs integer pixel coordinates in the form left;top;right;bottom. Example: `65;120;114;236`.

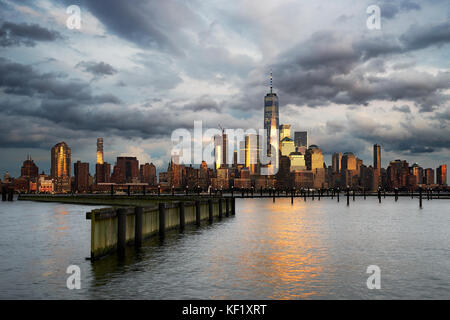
0;196;449;299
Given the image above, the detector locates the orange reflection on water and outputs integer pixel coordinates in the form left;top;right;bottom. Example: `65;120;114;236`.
233;199;327;299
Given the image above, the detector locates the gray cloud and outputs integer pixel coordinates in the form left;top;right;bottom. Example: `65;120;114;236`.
0;21;62;47
392;105;411;113
76;61;118;77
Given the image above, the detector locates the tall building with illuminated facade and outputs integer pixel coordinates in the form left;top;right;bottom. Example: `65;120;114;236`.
279;124;291;141
51;142;71;192
332;152;342;173
97;138;104;164
373;144;381;190
264;70;279;157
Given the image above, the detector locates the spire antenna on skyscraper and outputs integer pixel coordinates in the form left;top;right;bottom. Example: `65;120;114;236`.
270;69;273;94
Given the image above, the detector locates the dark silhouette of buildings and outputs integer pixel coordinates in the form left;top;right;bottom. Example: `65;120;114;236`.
74;161;89;193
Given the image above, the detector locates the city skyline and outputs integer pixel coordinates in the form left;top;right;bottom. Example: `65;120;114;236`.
1;0;450;177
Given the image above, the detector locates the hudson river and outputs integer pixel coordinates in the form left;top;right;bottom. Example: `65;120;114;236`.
0;196;449;299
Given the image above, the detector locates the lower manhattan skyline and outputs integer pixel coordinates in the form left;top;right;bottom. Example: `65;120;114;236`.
0;0;449;177
2;0;450;307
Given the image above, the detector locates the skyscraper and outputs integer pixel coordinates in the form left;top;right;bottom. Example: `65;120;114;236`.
424;168;434;185
279;124;291;141
74;161;89;193
51;142;71;192
20;155;39;178
436;164;447;186
294;131;308;149
373;144;381;190
373;144;381;169
116;156;139;183
214;131;227;170
332;152;342;173
140;163;157;186
264;70;279;156
97;138;104;165
305;145;324;171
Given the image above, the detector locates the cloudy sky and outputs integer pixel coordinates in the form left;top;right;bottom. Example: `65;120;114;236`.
0;0;449;177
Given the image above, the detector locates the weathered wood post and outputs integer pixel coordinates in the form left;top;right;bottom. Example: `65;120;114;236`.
195;200;201;226
134;207;143;248
419;188;422;208
225;198;230;217
218;198;223;219
7;188;14;201
231;197;236;215
179;201;185;230
117;208;127;258
1;186;7;201
208;199;213;223
159;203;166;237
346;187;350;206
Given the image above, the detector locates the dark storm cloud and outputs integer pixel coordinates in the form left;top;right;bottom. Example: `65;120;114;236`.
76;61;118;77
392;105;411;113
346;115;450;154
0;57;120;103
64;0;200;55
0;21;62;47
269;21;450;111
379;0;421;19
182;96;221;112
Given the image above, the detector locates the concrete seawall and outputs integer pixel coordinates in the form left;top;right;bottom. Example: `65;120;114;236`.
86;198;233;260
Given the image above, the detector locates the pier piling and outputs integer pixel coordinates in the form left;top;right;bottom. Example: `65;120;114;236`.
225;198;230;217
231;197;236;215
117;208;127;258
179;201;185;230
208;199;213;223
195;200;201;226
134;207;143;248
419;189;423;208
218;198;223;219
7;188;14;201
159;203;166;237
